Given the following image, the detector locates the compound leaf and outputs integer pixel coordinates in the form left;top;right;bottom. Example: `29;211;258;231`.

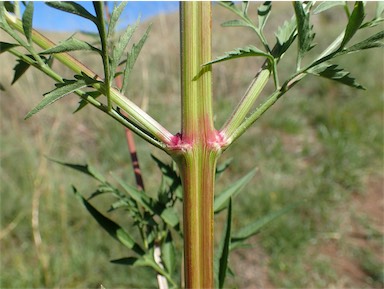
25;78;89;119
313;1;344;14
0;42;19;53
258;1;272;30
121;24;151;94
22;1;33;43
205;45;271;66
11;59;30;85
294;1;315;63
73;187;144;255
40;37;101;54
46;1;96;23
308;62;365;90
340;2;365;49
274;17;297;58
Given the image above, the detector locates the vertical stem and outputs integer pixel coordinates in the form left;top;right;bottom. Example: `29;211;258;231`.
177;3;220;288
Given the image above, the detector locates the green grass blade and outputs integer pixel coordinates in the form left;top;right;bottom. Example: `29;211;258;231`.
25;79;88;119
121;24;151;94
48;158;106;183
73;186;144;255
22;2;33;43
231;202;298;244
46;1;96;23
307;62;365;90
214;168;257;214
218;199;232;288
340;2;365;49
40;37;101;54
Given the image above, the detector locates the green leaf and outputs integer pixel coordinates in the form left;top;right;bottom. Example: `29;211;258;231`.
216;158;233;176
73;187;144;255
214;168;257;214
274;18;297;58
40;37;101;54
112;174;155;214
313;1;345;14
110;257;140;266
25;79;89;119
11;59;31;85
110;20;138;81
221;19;251;28
161;232;175;275
121;24;151;94
46;1;96;23
338;31;384;55
231;203;299;244
307;62;365;90
160;207;179;228
377;1;384;18
49;158;106;182
218;199;232;289
258;1;272;30
107;2;128;39
22;2;33;43
340;2;365;49
205;45;271;66
0;42;19;53
73;90;102;113
241;1;249;17
294;1;315;64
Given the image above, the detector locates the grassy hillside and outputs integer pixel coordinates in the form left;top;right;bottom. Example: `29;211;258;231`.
1;2;383;288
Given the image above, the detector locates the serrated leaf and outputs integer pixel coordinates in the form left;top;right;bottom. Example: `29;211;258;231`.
73;187;144;255
107;2;128;39
205;45;271;66
340;2;365;49
161;232;175;274
40;37;101;54
294;1;315;63
73;90;102;113
22;2;33;43
214;168;257;213
0;42;19;53
121;24;151;94
313;1;344;15
231;203;298;244
308;62;365;89
258;1;272;31
25;79;89;119
218;199;232;289
11;59;30;85
46;1;96;23
110;20;139;81
339;31;384;55
160;207;179;228
49;158;106;182
221;19;252;28
274;17;297;58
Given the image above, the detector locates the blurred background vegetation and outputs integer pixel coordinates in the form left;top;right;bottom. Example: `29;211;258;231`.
0;2;383;288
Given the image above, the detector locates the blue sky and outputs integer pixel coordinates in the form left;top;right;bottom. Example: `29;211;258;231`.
20;2;180;32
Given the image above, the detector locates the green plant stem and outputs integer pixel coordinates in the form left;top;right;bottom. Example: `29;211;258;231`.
174;3;220;288
221;68;270;145
3;10;174;147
